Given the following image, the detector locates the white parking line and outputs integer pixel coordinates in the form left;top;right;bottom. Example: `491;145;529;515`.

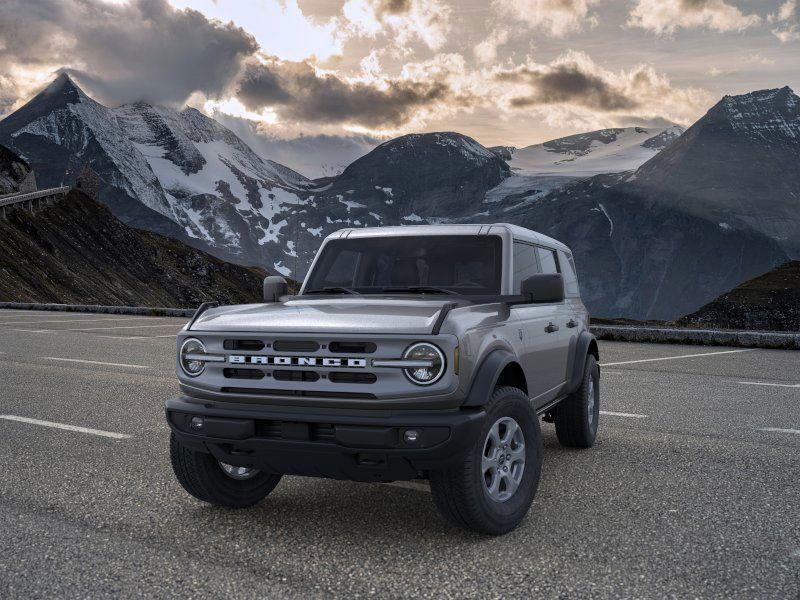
739;381;800;389
0;316;178;326
602;349;754;367
758;427;800;436
599;410;647;418
17;323;182;332
0;415;131;439
95;334;178;340
40;356;151;369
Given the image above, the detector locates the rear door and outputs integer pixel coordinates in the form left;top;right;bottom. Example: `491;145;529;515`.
532;246;572;396
510;241;559;401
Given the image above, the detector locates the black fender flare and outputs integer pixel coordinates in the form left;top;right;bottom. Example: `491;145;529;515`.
566;331;599;394
462;348;518;407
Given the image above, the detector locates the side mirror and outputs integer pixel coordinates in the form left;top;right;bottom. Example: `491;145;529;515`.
263;276;288;302
521;273;565;303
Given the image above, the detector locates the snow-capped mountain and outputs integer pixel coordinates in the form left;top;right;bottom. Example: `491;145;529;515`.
213;113;379;179
0;73;316;274
507;126;684;177
478;88;800;320
634;86;800;255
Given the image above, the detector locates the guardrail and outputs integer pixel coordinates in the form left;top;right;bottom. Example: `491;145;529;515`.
592;325;800;350
0;186;71;216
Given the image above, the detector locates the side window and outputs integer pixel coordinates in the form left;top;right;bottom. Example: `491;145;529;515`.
536;247;559;274
560;251;580;297
512;242;540;293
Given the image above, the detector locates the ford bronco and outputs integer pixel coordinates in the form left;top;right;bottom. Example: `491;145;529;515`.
166;224;600;534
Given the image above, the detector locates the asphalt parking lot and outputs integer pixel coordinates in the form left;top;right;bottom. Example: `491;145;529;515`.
0;308;798;599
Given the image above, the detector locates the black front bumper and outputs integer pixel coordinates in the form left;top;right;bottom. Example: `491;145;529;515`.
166;396;485;482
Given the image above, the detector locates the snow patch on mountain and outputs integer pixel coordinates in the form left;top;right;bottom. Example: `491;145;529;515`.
508;126;684;177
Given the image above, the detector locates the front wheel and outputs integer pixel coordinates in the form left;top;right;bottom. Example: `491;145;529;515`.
430;386;543;535
169;433;282;508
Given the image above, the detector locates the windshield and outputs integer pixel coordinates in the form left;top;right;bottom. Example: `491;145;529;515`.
303;235;503;296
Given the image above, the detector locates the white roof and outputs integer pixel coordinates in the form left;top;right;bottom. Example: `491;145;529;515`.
328;223;570;253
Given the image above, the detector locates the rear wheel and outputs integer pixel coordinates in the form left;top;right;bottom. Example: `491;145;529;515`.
554;354;600;448
430;386;543;535
169;433;282;508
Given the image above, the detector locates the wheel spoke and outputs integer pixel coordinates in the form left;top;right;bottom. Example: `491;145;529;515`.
500;419;518;445
508;444;525;463
502;471;519;497
482;453;496;474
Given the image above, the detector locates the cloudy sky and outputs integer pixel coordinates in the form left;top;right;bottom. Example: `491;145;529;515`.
0;0;797;146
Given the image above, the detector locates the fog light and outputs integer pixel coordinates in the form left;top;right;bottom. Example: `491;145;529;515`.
190;416;204;431
403;429;420;444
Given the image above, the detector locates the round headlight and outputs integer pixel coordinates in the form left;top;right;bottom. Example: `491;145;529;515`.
403;342;445;385
180;338;207;377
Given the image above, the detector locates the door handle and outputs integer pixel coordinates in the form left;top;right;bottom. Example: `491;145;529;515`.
545;322;559;333
567;319;578;328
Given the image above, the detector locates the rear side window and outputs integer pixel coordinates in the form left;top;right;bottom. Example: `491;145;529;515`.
512;242;540;293
536;247;559;274
559;251;580;297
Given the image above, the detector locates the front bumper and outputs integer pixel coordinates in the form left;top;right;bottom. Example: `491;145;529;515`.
166;396;485;482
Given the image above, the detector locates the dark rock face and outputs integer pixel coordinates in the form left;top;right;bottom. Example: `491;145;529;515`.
494;174;789;320
0;144;33;194
0;190;265;307
327;132;510;218
634;86;800;256
677;261;800;331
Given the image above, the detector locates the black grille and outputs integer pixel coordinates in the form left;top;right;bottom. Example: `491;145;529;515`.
223;339;265;351
274;370;320;382
254;420;336;441
329;341;377;354
220;387;377;400
223;368;265;380
273;340;320;352
329;371;377;384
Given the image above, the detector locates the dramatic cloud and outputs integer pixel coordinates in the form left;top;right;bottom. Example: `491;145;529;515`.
342;0;451;50
236;57;452;129
768;0;800;42
492;51;711;126
474;28;510;64
627;0;761;35
493;0;600;37
0;0;257;108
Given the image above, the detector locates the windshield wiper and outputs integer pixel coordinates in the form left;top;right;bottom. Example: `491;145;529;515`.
380;286;458;295
305;287;360;295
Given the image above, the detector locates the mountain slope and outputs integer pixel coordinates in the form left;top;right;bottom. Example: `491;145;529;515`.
0;190;265;306
634;87;800;255
677;261;800;331
495;174;789;320
508;126;683;177
0;74;315;273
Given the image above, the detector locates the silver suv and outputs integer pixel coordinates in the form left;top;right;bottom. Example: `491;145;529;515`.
166;224;600;534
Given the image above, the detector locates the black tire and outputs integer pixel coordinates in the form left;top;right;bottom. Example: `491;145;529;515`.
554;354;600;448
430;386;543;535
169;433;282;508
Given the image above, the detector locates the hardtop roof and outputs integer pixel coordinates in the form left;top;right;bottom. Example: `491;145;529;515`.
328;223;571;253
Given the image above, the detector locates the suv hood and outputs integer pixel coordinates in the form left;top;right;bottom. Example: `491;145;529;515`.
190;297;455;335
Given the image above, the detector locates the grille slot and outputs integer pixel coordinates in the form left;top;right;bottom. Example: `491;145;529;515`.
274;370;320;382
223;368;265;380
220;387;377;400
273;340;320;352
329;371;377;384
223;339;265;351
253;421;336;441
329;341;377;354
